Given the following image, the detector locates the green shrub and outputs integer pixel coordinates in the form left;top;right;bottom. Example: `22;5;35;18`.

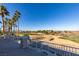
23;34;29;36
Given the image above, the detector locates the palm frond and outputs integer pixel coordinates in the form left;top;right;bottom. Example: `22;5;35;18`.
0;5;9;16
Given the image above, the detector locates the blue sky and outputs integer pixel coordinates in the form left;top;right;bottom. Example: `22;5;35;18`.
0;3;79;31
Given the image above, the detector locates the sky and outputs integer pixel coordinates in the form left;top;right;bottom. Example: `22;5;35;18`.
0;3;79;31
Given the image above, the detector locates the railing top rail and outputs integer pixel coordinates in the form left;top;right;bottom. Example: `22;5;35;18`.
35;41;79;49
47;42;79;49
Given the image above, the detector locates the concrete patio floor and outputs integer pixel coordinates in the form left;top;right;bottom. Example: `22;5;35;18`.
0;37;43;56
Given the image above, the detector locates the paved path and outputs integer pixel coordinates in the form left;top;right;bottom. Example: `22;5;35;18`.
0;37;43;56
0;47;42;56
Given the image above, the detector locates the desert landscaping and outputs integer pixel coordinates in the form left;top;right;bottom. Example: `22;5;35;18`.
29;31;79;54
30;32;79;48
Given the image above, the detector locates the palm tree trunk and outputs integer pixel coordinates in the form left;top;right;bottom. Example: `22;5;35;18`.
11;26;12;33
8;25;12;34
9;26;12;33
18;20;19;36
2;14;5;34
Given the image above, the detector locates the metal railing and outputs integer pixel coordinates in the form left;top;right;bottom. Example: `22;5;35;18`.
7;36;79;56
30;40;79;56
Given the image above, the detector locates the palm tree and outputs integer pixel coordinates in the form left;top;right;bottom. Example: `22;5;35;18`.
12;10;21;36
4;18;9;33
6;10;21;35
6;18;12;33
0;5;9;34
